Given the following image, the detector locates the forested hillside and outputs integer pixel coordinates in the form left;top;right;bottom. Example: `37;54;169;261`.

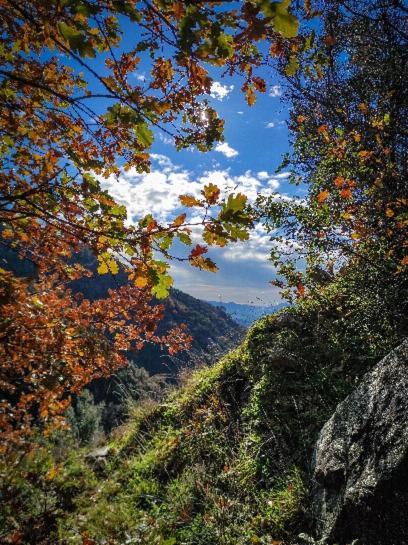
1;245;243;374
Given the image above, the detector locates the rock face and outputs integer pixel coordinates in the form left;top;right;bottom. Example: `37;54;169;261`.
313;339;408;545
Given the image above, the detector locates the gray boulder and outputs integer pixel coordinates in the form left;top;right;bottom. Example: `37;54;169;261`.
313;339;408;545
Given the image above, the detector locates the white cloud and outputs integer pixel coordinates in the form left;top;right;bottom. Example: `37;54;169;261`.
237;111;244;115
133;72;146;82
269;85;282;97
97;156;292;264
210;81;234;100
257;171;269;180
266;120;285;129
214;142;239;158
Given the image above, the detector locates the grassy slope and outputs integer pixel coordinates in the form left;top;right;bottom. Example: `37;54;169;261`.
55;303;357;545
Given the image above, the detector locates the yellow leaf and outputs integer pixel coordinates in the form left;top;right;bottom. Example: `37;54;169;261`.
108;259;119;275
351;232;361;240
46;466;59;480
135;276;148;288
97;261;109;274
385;208;394;218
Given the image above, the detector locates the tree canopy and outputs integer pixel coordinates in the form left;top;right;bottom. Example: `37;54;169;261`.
0;0;301;448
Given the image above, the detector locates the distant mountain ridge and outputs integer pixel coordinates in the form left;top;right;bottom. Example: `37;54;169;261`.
207;300;286;327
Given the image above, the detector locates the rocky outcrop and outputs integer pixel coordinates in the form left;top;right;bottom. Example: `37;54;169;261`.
312;339;408;545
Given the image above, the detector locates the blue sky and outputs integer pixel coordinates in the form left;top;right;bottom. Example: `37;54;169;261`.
98;75;298;305
103;83;296;305
48;9;307;305
77;19;302;305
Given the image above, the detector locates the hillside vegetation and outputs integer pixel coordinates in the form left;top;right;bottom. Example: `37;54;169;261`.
3;266;404;544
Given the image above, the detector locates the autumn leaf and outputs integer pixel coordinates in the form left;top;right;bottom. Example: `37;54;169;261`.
245;85;256;106
340;188;352;199
358;150;372;159
97;260;109;274
203;183;221;204
317;190;329;204
172;213;186;227
108;259;119;275
190;244;207;258
134;276;148;288
253;76;266;93
358;102;368;114
179;194;201;207
296;282;305;297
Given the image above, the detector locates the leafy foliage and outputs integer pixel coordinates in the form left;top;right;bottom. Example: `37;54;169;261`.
256;0;407;344
0;0;300;446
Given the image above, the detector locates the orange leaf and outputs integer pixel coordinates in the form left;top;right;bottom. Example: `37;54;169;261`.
245;85;256;106
296;282;305;297
340;188;352;199
173;213;186;227
386;208;394;217
358;150;372;159
134;276;148;288
179;194;201;207
317;190;329;204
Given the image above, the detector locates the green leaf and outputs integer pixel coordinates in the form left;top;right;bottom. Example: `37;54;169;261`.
158;234;173;251
285;56;300;76
177;232;192;245
110;204;127;217
258;0;299;38
216;33;234;59
226;193;247;212
152;274;173;299
135;122;153;148
58;22;96;58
